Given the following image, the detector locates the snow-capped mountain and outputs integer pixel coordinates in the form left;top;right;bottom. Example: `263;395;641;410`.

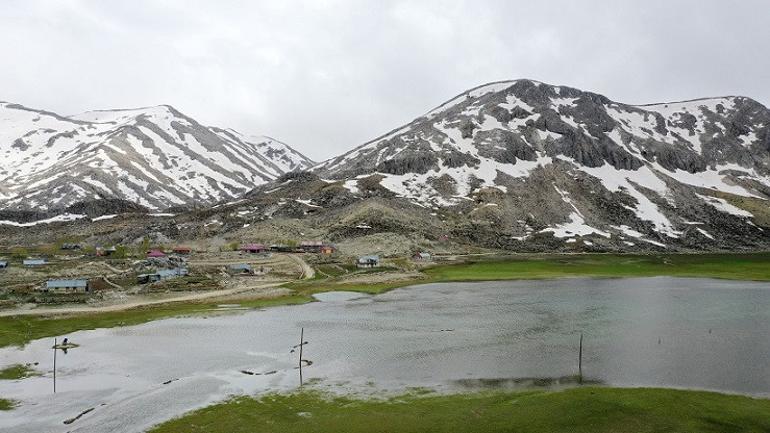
0;102;313;210
314;79;770;249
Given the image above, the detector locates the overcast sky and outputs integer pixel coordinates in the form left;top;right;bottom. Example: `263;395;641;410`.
1;0;768;161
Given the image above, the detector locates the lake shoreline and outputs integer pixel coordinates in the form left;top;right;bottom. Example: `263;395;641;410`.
6;252;770;349
148;386;770;433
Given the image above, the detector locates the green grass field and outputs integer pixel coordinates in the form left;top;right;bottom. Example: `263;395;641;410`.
4;253;770;349
150;387;770;433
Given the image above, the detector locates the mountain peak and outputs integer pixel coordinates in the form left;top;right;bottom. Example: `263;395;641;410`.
311;79;770;250
0;102;313;211
68;104;186;124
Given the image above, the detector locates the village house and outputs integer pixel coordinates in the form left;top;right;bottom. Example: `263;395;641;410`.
96;246;118;257
241;243;267;254
412;252;432;261
269;244;293;253
172;246;192;255
40;279;89;294
320;244;336;255
228;263;253;275
0;261;7;269
357;255;380;268
23;258;47;267
300;240;324;252
147;249;166;258
137;267;188;284
60;243;82;250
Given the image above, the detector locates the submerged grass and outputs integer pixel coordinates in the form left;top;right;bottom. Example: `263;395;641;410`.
0;398;15;411
0;295;310;349
150;387;770;433
0;363;39;380
4;252;770;349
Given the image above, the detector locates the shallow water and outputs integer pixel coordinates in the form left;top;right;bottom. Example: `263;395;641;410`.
1;277;769;432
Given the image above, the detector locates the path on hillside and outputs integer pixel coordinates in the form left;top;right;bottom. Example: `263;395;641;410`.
288;254;315;279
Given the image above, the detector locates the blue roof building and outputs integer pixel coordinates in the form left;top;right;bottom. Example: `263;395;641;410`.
228;264;253;274
42;279;89;293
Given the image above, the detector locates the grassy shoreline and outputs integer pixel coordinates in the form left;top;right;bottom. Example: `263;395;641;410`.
3;252;770;349
149;387;770;433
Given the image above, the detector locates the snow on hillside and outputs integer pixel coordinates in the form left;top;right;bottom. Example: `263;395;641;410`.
314;79;770;247
0;103;314;210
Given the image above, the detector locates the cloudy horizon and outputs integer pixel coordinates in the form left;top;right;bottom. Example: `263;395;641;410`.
1;0;768;161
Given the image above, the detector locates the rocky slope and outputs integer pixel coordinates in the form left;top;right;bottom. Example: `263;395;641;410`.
0;102;313;211
311;79;770;250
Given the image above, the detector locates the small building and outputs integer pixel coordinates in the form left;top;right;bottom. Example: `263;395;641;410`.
147;249;166;258
300;240;324;252
137;268;188;284
173;246;192;255
41;279;89;294
357;255;380;268
269;244;292;252
0;261;8;269
412;252;432;261
157;268;189;279
23;258;47;267
96;246;118;257
137;273;160;284
61;243;82;250
228;263;253;275
320;245;336;255
241;243;267;254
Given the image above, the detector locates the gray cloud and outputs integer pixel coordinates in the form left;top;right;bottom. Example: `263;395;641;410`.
0;0;768;161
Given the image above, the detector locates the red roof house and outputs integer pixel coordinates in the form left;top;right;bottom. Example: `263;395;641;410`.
241;243;267;253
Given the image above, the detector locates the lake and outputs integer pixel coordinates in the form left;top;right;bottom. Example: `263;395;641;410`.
1;277;769;432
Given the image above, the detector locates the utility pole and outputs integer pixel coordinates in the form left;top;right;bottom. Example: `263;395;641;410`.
53;338;57;393
299;328;304;384
578;332;583;384
291;328;309;386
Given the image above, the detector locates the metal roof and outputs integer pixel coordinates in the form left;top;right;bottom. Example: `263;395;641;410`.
23;259;47;265
229;264;252;270
358;255;380;262
241;243;266;249
47;279;88;288
157;268;188;277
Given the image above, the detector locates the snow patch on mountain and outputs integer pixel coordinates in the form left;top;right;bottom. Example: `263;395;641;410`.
0;103;314;210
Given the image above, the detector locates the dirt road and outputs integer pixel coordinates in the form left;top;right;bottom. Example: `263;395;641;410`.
0;281;287;317
287;254;315;279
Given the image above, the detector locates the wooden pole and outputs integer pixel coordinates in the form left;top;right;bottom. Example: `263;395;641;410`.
53;338;57;394
578;332;583;384
298;327;304;386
